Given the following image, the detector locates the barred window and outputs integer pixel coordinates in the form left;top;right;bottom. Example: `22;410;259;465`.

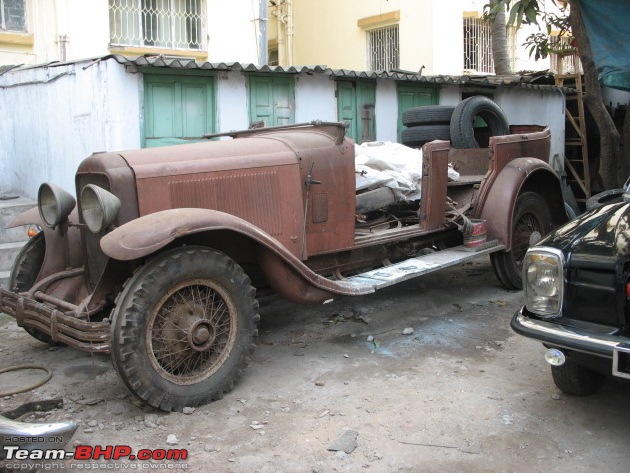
463;16;515;74
1;0;26;32
367;25;399;72
109;0;205;51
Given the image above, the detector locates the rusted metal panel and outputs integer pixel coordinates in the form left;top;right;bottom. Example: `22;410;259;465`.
135;165;304;257
299;142;356;256
420;140;449;231
475;127;551;216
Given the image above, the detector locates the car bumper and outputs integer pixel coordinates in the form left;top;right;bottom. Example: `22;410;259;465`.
512;307;630;379
0;288;110;353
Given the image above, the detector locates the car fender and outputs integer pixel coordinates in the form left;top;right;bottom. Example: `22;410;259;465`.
478;157;567;250
100;208;373;303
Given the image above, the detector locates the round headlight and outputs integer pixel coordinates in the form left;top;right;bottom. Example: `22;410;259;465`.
38;182;76;228
81;184;121;233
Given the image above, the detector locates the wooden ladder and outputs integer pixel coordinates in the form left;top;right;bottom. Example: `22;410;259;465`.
555;72;591;203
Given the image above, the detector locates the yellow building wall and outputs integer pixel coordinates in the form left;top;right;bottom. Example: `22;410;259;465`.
273;0;470;75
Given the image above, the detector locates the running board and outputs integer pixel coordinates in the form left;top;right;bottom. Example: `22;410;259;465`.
338;241;505;291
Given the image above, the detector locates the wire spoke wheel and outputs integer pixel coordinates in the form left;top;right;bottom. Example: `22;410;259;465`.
111;247;259;411
149;279;237;385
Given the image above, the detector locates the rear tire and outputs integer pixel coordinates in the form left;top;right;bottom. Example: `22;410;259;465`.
491;192;553;289
9;233;60;345
551;356;605;396
110;246;259;411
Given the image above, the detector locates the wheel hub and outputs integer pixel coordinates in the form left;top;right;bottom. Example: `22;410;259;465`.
188;320;216;352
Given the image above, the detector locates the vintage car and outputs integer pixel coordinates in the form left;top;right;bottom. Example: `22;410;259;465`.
0;104;567;411
512;194;630;395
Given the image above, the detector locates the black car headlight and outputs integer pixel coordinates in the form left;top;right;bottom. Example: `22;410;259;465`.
80;184;121;233
38;182;76;229
523;247;564;318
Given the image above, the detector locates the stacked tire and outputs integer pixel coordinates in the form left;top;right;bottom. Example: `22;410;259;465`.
401;96;510;149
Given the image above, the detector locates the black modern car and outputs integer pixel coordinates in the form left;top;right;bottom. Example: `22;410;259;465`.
512;195;630;395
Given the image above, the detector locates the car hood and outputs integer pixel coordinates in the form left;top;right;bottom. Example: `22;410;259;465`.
538;201;630;269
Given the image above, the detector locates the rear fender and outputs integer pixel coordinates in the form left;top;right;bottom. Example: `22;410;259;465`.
100;208;372;304
478;158;567;250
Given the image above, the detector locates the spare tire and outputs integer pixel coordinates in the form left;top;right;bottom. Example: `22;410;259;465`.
401;124;451;148
402;105;455;127
450;96;509;148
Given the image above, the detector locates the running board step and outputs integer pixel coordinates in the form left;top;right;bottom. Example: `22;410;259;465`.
339;241;505;291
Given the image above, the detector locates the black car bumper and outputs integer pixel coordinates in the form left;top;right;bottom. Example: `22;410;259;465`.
512;307;630;379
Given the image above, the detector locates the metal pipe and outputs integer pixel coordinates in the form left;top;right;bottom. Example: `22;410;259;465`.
258;0;268;65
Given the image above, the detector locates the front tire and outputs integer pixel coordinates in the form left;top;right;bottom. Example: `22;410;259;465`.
491;192;553;289
110;247;259;411
551;356;605;396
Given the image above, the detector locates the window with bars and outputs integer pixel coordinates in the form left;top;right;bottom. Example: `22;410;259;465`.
367;24;399;72
1;0;26;32
109;0;205;50
463;17;515;74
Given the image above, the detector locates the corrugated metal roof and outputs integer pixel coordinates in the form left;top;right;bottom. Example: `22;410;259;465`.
105;54;562;91
5;54;565;91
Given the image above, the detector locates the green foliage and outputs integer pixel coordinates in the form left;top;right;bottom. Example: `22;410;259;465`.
483;0;574;61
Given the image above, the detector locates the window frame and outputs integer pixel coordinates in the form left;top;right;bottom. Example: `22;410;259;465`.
0;0;26;33
109;0;206;52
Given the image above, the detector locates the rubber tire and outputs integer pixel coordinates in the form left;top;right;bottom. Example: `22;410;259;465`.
402;105;455;127
491;192;553;290
551;356;605;396
110;246;259;411
401;124;451;148
9;233;60;345
450;96;510;148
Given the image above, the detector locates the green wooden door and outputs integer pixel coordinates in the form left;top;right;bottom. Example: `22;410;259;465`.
397;85;438;141
144;75;215;148
249;76;295;127
337;81;376;143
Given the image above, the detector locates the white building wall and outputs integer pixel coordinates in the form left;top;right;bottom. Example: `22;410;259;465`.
496;87;566;168
0;59;141;199
294;75;336;123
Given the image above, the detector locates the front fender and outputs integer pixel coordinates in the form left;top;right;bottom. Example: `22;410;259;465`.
101;208;292;261
479;158;567;250
100;208;374;303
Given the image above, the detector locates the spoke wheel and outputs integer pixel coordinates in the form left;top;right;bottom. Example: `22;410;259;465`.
148;279;237;385
491;192;553;289
111;247;259;411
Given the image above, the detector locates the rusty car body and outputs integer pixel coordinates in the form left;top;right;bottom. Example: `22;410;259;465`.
0;119;566;410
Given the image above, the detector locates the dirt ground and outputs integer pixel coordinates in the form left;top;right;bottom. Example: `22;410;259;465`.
1;258;629;473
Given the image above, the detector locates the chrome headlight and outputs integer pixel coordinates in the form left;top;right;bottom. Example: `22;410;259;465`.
523;247;564;318
80;184;121;233
38;182;76;228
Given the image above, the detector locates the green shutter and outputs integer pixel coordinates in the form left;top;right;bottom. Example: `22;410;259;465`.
337;81;376;143
248;76;295;127
396;85;438;142
144;75;215;148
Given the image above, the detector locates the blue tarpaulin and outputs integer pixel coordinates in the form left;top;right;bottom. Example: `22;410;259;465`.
580;0;630;91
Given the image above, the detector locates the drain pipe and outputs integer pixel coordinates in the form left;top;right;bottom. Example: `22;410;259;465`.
258;0;268;65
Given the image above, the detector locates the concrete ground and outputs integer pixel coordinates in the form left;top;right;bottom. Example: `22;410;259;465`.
1;257;629;472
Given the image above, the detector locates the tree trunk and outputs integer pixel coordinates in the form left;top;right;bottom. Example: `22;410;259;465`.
569;0;620;189
491;0;512;75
